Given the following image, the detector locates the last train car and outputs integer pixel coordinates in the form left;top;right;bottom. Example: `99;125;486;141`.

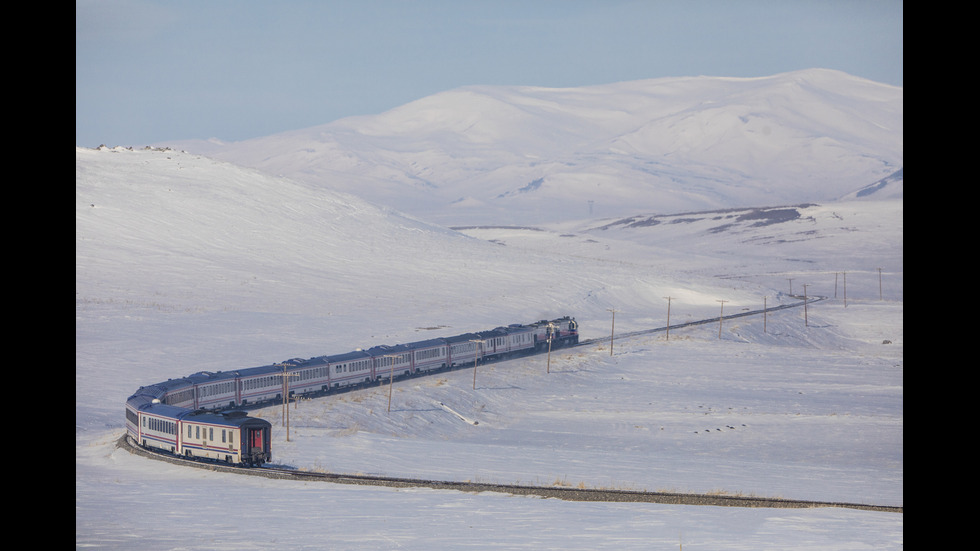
126;383;273;466
178;409;272;466
126;395;272;466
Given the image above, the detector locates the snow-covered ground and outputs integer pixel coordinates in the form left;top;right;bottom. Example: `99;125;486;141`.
76;146;901;549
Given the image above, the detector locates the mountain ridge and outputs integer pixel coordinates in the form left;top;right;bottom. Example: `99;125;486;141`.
162;69;902;225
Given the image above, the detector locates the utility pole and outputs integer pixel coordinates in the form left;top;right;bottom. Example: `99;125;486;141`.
803;284;809;327
275;363;299;442
843;271;847;307
469;339;484;389
664;296;672;341
787;278;794;296
607;308;617;356
878;267;883;300
384;354;402;413
717;300;728;339
763;296;768;333
546;323;555;373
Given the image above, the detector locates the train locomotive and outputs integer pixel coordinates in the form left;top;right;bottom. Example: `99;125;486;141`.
125;316;578;467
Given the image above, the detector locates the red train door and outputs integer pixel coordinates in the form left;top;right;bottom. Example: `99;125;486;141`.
249;428;264;451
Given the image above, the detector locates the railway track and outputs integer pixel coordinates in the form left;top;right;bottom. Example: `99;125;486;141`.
119;435;899;513
578;294;829;347
120;295;902;513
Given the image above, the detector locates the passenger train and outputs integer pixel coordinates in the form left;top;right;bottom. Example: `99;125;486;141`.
126;316;579;467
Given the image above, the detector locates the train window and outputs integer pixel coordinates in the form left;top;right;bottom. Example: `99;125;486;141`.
188;425;192;438
229;431;234;445
221;429;226;443
209;428;213;441
196;426;200;439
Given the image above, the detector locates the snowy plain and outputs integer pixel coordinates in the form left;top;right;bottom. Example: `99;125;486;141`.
76;144;901;549
77;70;901;550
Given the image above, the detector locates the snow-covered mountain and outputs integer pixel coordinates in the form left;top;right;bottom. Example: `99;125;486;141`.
168;69;902;226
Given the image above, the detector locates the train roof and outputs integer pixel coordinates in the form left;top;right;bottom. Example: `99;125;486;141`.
234;363;283;378
280;356;328;369
323;349;373;363
186;370;240;384
403;338;445;350
477;326;510;337
179;408;272;428
128;399;189;419
128;395;271;427
443;332;483;343
366;343;410;356
128;377;195;401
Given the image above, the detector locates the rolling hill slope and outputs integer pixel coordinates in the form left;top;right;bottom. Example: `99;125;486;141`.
169;69;902;225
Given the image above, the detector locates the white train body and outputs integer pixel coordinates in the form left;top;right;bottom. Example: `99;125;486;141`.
126;316;577;466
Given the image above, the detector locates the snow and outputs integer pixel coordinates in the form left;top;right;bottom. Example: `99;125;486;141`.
77;74;901;549
169;69;902;226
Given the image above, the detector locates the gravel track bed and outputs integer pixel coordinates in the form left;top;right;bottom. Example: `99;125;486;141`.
118;435;901;513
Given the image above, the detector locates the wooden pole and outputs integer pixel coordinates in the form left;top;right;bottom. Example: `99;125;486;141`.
803;284;809;327
285;372;291;441
664;296;671;341
276;363;299;441
717;300;727;339
878;267;883;300
547;323;555;373
386;355;397;413
843;271;847;307
607;309;617;356
470;339;483;389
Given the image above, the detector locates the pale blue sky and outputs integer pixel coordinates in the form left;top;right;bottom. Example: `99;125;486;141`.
76;0;902;147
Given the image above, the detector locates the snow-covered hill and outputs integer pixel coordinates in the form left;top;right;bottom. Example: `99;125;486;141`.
168;69;902;225
77;144;901;548
76;146;735;334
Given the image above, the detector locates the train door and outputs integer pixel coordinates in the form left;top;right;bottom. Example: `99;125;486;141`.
249;427;264;452
243;424;270;465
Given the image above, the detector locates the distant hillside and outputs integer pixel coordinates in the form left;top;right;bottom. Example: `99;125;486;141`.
167;69;902;226
840;168;903;201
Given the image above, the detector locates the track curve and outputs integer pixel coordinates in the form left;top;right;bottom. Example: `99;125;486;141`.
118;435;900;512
120;295;902;513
